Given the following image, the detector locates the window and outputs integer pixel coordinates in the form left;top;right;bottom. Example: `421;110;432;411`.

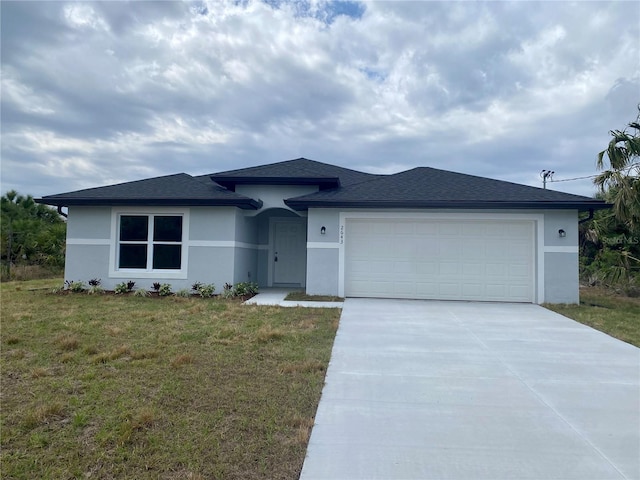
118;214;183;270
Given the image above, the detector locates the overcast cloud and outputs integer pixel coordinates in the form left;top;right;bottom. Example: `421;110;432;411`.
1;0;638;198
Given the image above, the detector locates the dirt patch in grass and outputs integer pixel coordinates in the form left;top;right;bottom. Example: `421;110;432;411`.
1;279;340;479
545;286;640;347
285;291;344;302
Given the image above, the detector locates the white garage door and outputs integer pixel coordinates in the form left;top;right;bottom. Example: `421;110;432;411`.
345;218;535;302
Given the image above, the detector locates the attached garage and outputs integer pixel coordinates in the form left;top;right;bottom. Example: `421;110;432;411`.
344;217;536;302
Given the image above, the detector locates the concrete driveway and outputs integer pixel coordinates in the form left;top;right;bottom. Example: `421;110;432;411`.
300;299;640;480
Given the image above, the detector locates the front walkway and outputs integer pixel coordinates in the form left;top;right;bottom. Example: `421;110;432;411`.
244;288;344;308
300;298;640;480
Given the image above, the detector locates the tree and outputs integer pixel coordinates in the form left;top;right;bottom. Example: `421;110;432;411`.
0;191;66;279
594;106;640;228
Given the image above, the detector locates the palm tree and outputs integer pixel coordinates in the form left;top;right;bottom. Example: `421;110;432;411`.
594;106;640;228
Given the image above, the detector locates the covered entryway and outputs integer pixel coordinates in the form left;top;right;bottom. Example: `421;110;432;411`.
345;218;535;302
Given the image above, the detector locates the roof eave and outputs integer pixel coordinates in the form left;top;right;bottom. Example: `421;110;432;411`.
284;199;612;211
35;198;263;210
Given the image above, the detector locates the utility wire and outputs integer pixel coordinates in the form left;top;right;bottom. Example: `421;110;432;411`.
548;174;598;183
548;162;640;184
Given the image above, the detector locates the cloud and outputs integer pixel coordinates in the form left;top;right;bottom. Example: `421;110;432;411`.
1;0;638;199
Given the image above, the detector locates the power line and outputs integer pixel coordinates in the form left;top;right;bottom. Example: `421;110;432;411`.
548;174;598;183
548;163;640;184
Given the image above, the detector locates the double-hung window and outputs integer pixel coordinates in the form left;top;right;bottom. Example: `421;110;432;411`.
118;214;183;271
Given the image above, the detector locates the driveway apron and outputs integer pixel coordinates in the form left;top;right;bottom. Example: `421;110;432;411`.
300;298;640;480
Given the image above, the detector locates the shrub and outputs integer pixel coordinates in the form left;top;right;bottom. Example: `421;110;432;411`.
197;283;215;298
88;278;101;287
133;289;149;297
114;282;129;295
65;280;86;293
158;283;172;296
233;282;259;297
174;288;191;298
191;282;215;298
126;280;136;291
151;282;161;292
87;285;105;295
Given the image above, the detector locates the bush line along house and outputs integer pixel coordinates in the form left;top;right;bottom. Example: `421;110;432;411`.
37;158;609;303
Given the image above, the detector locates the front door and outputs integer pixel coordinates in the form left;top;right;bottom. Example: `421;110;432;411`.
273;220;306;286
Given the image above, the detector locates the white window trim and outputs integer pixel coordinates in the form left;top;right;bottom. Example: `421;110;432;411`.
109;207;190;279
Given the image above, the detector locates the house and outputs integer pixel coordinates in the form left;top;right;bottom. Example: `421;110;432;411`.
37;158;609;303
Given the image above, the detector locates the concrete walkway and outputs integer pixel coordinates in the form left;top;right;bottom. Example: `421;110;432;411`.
244;288;343;308
300;298;640;480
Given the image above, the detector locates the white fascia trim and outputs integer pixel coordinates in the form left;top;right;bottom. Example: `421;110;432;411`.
67;238;111;246
307;242;340;249
108;207;190;280
337;211;545;304
544;246;579;253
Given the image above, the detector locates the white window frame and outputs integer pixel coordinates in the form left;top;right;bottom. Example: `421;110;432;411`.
109;207;189;279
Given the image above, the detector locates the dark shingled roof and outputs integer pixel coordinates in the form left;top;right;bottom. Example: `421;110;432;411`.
285;167;609;210
36;159;608;212
210;157;378;189
37;173;261;209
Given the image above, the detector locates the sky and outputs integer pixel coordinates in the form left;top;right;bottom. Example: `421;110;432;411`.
1;0;639;200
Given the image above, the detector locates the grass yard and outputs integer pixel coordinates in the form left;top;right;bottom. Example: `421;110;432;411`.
284;291;344;302
1;279;340;479
546;286;640;347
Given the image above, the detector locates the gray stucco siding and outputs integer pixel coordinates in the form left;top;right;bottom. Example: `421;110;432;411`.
65;244;110;284
66;207;111;239
543;210;578;247
233;247;258;284
187;246;234;291
306;248;340;296
307;209;340;243
189;207;236;241
544;252;579;304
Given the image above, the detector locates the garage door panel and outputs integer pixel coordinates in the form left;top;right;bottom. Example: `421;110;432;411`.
345;218;535;303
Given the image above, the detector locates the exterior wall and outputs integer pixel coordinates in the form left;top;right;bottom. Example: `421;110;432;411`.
544;253;579;304
541;210;579;304
305;208;581;304
64;205;257;293
233;209;258;284
64;207;111;285
306;209;341;296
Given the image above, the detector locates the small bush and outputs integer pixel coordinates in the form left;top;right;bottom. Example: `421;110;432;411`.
192;282;215;298
158;283;172;296
87;286;105;295
65;280;86;293
151;282;161;292
133;289;150;297
126;280;136;291
174;288;191;298
88;278;101;287
114;282;129;295
233;282;259;297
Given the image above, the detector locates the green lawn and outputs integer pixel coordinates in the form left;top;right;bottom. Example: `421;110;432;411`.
1;279;340;479
545;287;640;347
